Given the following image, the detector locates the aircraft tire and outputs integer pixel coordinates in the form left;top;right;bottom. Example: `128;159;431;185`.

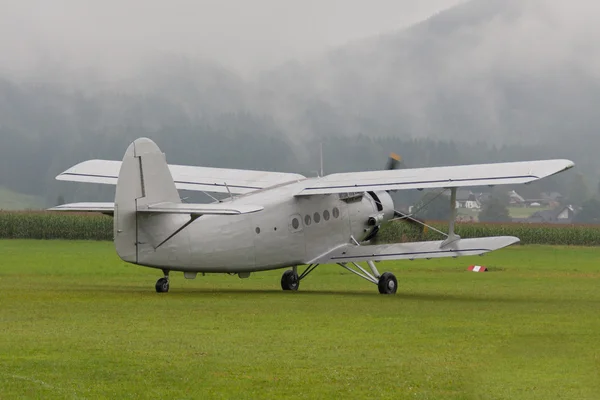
378;272;397;295
155;277;170;293
281;270;299;291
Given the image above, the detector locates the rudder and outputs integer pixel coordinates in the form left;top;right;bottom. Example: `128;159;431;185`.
114;138;187;264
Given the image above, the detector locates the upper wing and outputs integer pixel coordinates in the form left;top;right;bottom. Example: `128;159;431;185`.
296;159;574;196
310;236;519;264
57;159;305;194
49;202;263;216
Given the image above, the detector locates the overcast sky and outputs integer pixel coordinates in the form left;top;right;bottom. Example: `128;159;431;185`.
0;0;463;76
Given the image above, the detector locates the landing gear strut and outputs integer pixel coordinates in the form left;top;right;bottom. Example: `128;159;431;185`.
280;264;320;291
155;270;170;293
337;262;398;295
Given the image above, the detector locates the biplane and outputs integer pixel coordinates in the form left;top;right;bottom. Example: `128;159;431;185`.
52;138;573;294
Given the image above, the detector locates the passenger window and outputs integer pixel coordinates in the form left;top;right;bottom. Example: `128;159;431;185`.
314;212;321;223
305;215;312;226
323;210;330;221
332;207;340;218
289;214;303;233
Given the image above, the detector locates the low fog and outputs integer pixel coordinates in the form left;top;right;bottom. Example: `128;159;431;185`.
1;0;600;206
0;0;460;77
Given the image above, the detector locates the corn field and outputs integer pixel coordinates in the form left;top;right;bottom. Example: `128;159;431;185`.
2;212;600;246
377;220;600;246
0;212;112;240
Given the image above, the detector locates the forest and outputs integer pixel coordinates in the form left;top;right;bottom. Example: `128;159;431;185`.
1;0;599;216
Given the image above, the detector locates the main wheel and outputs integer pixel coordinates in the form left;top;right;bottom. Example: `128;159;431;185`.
378;272;397;295
281;269;299;291
155;277;170;293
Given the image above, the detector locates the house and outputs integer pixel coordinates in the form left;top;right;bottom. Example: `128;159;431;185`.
541;192;564;203
514;205;576;224
509;190;525;205
437;190;481;209
539;192;564;207
477;192;491;205
455;190;481;209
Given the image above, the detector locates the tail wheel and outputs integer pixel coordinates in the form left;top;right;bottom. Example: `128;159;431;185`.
281;269;299;291
378;272;397;295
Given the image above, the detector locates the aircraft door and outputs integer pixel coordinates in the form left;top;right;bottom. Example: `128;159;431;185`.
302;197;350;261
253;210;305;269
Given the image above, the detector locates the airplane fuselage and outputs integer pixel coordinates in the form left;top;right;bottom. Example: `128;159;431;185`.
133;179;394;273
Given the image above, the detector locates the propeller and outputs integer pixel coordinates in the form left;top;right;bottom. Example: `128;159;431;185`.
385;152;403;170
383;152;427;234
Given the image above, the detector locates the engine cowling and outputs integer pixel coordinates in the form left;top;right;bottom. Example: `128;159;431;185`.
367;191;395;221
362;191;395;241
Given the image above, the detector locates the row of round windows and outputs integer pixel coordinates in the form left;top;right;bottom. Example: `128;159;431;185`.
291;207;340;229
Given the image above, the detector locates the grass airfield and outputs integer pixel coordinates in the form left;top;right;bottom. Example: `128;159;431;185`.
1;240;599;399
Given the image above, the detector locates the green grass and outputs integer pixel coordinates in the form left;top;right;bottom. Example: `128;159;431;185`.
508;207;550;218
457;207;548;220
0;187;43;210
1;240;599;399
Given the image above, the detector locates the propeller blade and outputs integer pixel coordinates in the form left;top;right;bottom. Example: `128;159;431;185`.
385;153;402;170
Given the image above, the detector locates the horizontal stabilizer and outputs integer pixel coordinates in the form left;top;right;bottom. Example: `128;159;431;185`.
297;159;574;195
49;202;262;216
137;202;263;216
311;236;519;264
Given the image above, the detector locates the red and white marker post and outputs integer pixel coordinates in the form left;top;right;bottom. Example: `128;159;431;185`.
468;265;488;272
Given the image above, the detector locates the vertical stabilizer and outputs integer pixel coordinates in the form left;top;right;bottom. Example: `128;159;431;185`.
114;138;188;264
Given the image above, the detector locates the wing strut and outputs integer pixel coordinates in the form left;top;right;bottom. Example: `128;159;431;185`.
441;188;461;248
338;262;380;284
349;235;381;279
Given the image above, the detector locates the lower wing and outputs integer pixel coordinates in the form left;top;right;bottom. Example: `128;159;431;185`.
310;236;519;264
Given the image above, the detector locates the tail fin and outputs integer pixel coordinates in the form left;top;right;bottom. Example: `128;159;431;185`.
114;138;188;264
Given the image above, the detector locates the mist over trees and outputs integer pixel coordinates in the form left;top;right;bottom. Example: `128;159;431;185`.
479;189;511;223
1;0;599;211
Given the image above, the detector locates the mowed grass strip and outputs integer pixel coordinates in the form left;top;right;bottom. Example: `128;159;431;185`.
0;240;599;399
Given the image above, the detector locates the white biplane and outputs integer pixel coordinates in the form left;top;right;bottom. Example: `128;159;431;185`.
52;138;573;294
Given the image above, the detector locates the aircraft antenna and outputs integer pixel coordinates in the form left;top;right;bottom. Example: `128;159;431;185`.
320;141;324;178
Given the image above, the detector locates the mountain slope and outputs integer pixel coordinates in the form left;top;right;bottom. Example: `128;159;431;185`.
261;0;600;145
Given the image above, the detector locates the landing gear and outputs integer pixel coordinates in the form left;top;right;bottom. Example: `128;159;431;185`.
337;262;398;295
155;270;170;293
155;277;169;293
280;264;321;291
377;272;397;295
281;269;299;291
